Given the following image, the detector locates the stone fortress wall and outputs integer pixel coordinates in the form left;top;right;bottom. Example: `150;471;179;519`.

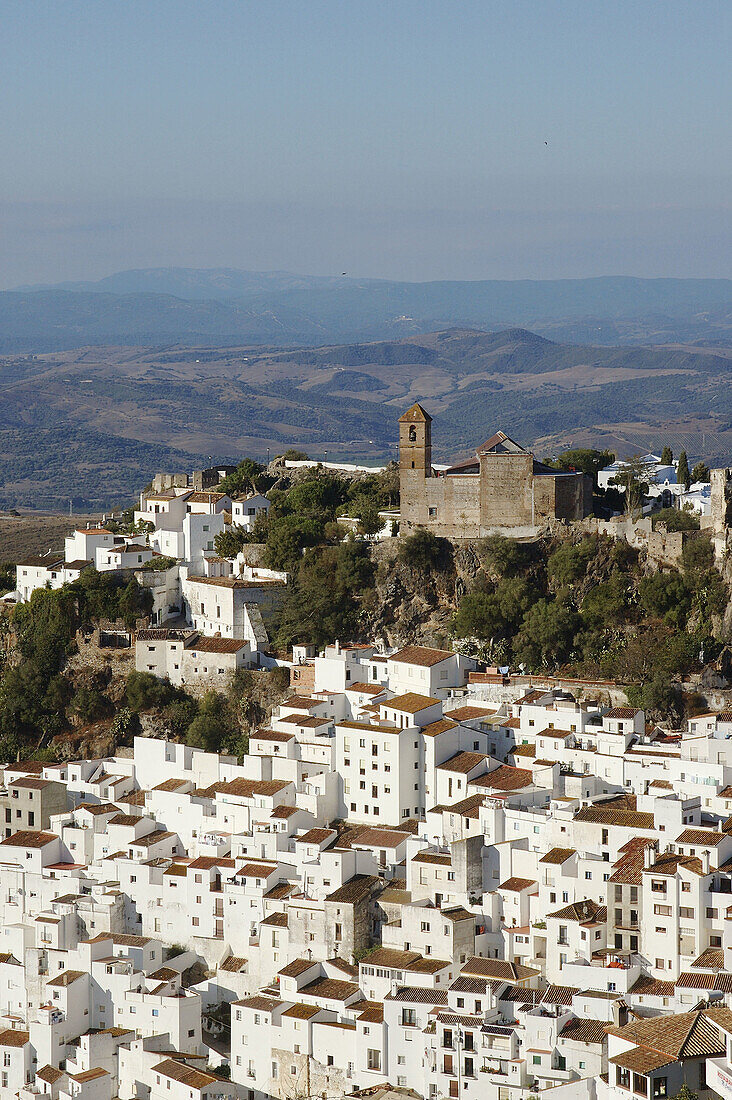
398;402;591;538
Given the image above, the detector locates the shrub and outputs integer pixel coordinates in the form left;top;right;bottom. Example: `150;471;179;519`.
125;671;179;712
398;529;452;572
651;507;699;532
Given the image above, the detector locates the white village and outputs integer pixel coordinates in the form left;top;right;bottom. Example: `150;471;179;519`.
1;430;732;1100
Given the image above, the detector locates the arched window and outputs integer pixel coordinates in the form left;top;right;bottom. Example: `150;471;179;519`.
408;425;417;442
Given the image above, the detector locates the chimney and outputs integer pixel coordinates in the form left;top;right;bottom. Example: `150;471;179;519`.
643;843;655;869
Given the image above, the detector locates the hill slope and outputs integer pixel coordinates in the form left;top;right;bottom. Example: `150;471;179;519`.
3;274;732;349
0;328;730;510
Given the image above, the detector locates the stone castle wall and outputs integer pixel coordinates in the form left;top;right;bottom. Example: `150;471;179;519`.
398;408;590;537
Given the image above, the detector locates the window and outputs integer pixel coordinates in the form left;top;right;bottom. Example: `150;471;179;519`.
616;1067;630;1090
633;1074;648;1096
653;1080;667;1099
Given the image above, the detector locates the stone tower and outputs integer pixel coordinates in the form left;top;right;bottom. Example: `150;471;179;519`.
399;402;432;478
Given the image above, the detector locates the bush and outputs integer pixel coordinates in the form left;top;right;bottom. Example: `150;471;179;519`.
651;508;699;532
69;686;109;725
626;676;683;723
513;598;581;669
398;529;452;572
186;691;238;752
547;536;597;587
214;528;248;559
580;575;631;628
453;577;536;645
125;671;179;712
682;535;714;575
276;538;376;649
480;535;532;577
639;571;691;627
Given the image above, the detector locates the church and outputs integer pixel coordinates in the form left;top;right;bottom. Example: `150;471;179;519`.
399;403;591;537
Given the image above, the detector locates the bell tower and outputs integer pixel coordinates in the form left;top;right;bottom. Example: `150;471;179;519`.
399;403;432;479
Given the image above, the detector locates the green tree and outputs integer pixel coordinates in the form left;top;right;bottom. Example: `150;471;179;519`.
639;571;691;627
677;450;691;490
626;675;682;723
546;536;598;588
651;507;699;532
164;699;200;739
69;686;109;725
660;445;673;465
276;538;376;649
552;448;615;487
398;529;452;572
214;528;248;559
357;505;382;538
218;458;266;497
186;691;237;752
125;671;178;712
669;1084;698;1100
480;535;532;578
453;577;535;647
513;599;581;669
691;462;710;483
681;535;714;575
580;575;630;628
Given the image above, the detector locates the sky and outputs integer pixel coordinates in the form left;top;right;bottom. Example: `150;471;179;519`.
0;0;730;286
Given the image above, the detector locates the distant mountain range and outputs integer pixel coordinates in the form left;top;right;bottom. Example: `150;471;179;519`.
0;326;730;511
2;270;731;350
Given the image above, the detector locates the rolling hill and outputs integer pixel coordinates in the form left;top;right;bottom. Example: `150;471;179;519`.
0;328;730;511
3;273;732;350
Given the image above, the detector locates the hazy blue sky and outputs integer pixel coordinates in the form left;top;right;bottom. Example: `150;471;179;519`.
1;0;730;285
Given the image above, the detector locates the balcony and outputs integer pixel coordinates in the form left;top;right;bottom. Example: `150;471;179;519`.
705;1056;732;1100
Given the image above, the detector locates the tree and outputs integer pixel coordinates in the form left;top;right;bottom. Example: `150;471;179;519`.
626;675;683;723
677;450;691;490
125;671;178;712
580;575;630;628
611;456;650;518
480;535;532;578
639;571;691;628
214;528;248;559
275;538;376;649
358;505;382;538
547;536;598;587
513;599;581;669
552;448;615;488
681;535;714;575
218;458;266;497
651;507;699;532
669;1084;698;1100
660;445;673;465
186;691;237;752
452;577;536;652
398;529;452;572
691;461;710;483
69;686;109;725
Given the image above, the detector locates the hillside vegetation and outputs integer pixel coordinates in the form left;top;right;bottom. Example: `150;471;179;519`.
0;328;731;509
0;461;729;766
